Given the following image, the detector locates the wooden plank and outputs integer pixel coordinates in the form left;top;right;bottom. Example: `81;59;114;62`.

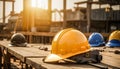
102;54;120;68
0;41;10;48
1;41;120;68
8;46;50;62
26;58;98;69
102;52;120;59
92;47;120;68
25;51;120;69
85;47;120;68
0;41;50;62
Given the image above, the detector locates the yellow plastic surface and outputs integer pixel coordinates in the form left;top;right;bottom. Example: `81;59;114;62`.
109;30;120;41
45;28;90;62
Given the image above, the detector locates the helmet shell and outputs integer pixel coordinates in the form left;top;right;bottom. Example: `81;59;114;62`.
44;28;90;62
106;31;120;47
10;33;27;47
88;33;105;47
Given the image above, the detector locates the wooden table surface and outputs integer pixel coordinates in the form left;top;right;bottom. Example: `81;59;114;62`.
101;52;120;68
25;51;120;69
0;41;50;62
0;41;120;69
26;58;98;69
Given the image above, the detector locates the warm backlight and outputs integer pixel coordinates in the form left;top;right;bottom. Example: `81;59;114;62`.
31;0;48;9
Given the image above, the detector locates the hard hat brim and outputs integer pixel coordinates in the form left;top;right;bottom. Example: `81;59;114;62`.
44;54;63;63
44;48;91;63
106;42;120;47
90;42;105;47
106;40;120;47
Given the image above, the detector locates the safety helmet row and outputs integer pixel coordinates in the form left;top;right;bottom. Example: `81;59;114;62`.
9;29;119;63
88;30;120;47
10;30;120;48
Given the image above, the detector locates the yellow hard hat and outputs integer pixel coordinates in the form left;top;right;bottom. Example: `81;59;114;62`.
109;30;120;41
106;30;120;47
44;28;90;62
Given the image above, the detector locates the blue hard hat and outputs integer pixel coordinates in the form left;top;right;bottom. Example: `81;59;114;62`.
88;33;105;47
106;39;120;47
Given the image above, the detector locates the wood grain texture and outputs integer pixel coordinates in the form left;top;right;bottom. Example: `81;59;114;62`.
0;41;50;62
26;58;98;69
0;41;120;69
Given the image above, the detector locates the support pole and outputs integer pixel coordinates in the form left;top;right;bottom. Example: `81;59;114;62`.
99;4;101;9
11;1;15;15
86;0;92;32
63;0;67;29
3;0;5;23
48;0;52;22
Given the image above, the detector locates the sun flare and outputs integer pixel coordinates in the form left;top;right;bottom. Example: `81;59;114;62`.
31;0;48;9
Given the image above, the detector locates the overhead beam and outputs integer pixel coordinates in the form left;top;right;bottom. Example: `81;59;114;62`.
75;1;120;5
0;0;14;2
75;1;107;5
75;1;88;5
99;0;120;5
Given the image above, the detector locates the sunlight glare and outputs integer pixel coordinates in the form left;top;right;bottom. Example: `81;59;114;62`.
31;0;36;7
31;0;48;9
